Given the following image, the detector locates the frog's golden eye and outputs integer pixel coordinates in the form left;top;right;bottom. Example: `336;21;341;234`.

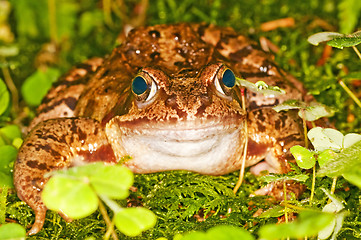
214;66;236;96
131;75;157;102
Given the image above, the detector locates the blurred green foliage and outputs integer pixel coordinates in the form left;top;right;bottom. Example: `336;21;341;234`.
0;0;361;239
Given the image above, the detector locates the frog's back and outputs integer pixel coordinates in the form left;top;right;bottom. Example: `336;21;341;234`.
30;23;304;130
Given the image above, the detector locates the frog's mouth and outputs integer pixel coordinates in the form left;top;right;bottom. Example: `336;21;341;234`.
105;117;246;175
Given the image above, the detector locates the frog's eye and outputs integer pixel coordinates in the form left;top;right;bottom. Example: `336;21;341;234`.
214;67;236;96
131;75;157;102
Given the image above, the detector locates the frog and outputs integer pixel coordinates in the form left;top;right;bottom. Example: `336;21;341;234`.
14;23;307;235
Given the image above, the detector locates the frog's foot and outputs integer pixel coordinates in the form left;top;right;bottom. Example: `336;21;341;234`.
27;206;47;235
251;181;305;201
27;205;72;235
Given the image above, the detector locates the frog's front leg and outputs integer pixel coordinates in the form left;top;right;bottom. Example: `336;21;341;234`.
14;118;116;235
247;107;305;199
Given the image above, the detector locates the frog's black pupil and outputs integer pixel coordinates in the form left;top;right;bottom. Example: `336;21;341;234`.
132;76;148;95
222;69;235;88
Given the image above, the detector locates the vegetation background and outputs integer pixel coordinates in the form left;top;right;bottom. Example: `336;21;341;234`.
0;0;361;239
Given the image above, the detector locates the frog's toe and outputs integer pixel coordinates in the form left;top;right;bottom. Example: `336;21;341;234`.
28;207;47;235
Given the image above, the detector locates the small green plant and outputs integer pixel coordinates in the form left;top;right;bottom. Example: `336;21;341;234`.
41;162;157;238
317;188;348;240
236;79;286;96
308;30;361;109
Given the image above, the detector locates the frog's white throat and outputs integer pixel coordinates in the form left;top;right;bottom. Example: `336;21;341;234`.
105;118;246;175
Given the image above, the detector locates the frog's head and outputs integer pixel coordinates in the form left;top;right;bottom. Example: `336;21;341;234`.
106;61;246;175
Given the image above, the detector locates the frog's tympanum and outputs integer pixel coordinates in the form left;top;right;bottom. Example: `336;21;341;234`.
14;23;306;234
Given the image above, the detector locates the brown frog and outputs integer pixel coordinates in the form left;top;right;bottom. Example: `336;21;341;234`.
14;23;306;235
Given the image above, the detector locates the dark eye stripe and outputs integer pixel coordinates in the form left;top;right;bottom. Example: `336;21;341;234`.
222;69;235;88
132;76;148;95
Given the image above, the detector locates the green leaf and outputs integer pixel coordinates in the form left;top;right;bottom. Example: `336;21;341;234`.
343;133;361;148
258;206;285;218
273;99;305;112
318;140;361;177
290;145;316;169
328;31;361;49
50;163;134;199
317;149;337;168
300;102;334;121
180;225;255;240
273;101;333;121
42;175;99;219
338;0;361;34
342;166;361;189
260;174;309;183
0;125;22;143
308;127;343;152
89;165;133;199
0;145;17;168
179;232;208;240
0;145;17;187
307;32;344;46
0;223;26;240
12;138;23;149
259;211;334;240
114;208;157;237
308;30;361;49
21;68;60;106
0;171;13;188
236;78;285;96
0;78;10;116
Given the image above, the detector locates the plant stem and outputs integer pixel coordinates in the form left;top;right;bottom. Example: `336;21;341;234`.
1;65;19;115
283;181;290;240
283;181;288;223
352;46;361;61
48;0;58;44
309;165;316;205
301;109;308;149
330;176;337;195
233;89;248;194
100;195;122;213
339;80;361;109
98;199;119;240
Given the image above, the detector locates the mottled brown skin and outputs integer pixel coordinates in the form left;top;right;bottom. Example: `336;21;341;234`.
14;23;305;235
